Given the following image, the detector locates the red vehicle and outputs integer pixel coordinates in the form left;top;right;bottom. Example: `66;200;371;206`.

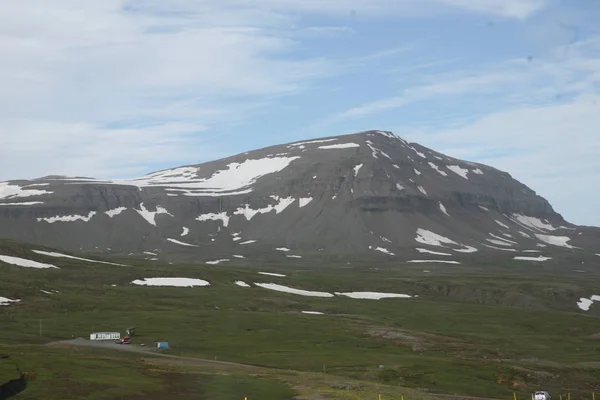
117;336;131;345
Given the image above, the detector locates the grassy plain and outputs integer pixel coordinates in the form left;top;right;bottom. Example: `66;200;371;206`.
1;239;600;399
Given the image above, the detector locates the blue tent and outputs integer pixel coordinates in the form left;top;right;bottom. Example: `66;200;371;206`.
156;341;169;349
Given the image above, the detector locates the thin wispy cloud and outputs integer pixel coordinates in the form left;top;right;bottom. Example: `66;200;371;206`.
0;0;598;225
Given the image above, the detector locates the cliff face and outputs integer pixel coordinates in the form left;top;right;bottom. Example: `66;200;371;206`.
0;130;595;263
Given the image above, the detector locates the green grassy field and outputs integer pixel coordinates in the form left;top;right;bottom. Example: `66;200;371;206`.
2;239;600;399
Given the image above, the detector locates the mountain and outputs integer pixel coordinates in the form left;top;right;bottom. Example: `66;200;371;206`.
0;130;598;265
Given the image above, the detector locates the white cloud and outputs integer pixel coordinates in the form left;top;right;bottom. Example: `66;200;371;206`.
0;0;560;182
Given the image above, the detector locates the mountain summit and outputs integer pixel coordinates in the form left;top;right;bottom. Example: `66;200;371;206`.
0;130;597;264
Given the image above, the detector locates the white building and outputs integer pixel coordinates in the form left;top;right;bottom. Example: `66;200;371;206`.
90;332;120;340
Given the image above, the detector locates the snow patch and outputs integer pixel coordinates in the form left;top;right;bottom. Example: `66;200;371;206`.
31;250;126;266
447;165;469;179
0;254;58;269
298;197;313;208
255;283;333;297
131;277;210;287
240;240;257;245
416;248;452;256
535;234;575;248
479;205;489;211
414;169;421;175
235;281;250;287
181;227;189;236
302;311;324;315
429;162;448;176
259;272;286;277
167;238;199;247
513;255;552;261
481;243;517;252
335;292;412;300
408;146;426;158
196;211;230;227
0;201;44;206
233;196;295;220
417;186;427;195
577;295;600;311
495;220;510;229
37;211;97;223
408;260;461;264
205;259;230;265
276;247;290;252
289;139;337;147
105;207;127;218
353;164;363;177
0;297;21;306
369;246;395;256
439;202;449;216
286;255;303;258
318;143;360;149
510;214;557;232
396;183;404;190
415;228;477;253
135;203;172;226
0;182;53;199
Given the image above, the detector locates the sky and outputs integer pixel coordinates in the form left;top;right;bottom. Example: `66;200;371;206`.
0;0;599;226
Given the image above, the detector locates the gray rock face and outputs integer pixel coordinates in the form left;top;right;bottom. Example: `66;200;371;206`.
0;130;597;263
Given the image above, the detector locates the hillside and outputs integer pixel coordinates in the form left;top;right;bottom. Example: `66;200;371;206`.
0;130;598;265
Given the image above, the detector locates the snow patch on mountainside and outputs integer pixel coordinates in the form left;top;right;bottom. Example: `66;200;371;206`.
104;156;301;197
167;238;199;247
233;196;295;220
429;162;447;176
510;214;557;232
298;197;313;208
0;201;44;206
0;182;53;199
535;234;575;248
415;228;477;253
37;211;97;223
353;164;363;177
318;143;360;149
439;202;449;216
513;255;551;261
181;227;189;236
408;259;460;264
416;248;452;256
135;203;172;226
105;207;127;218
196;211;230;227
447;165;470;179
369;246;394;256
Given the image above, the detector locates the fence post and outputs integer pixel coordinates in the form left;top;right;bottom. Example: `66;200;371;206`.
514;392;517;400
594;392;596;400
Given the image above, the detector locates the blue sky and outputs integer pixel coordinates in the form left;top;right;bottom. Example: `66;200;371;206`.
0;0;599;226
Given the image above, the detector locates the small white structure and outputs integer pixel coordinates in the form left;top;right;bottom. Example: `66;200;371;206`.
90;332;120;341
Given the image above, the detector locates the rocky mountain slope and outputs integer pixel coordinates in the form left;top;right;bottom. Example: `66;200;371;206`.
0;130;598;264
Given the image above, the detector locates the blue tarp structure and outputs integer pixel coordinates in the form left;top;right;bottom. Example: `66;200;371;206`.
156;341;169;349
